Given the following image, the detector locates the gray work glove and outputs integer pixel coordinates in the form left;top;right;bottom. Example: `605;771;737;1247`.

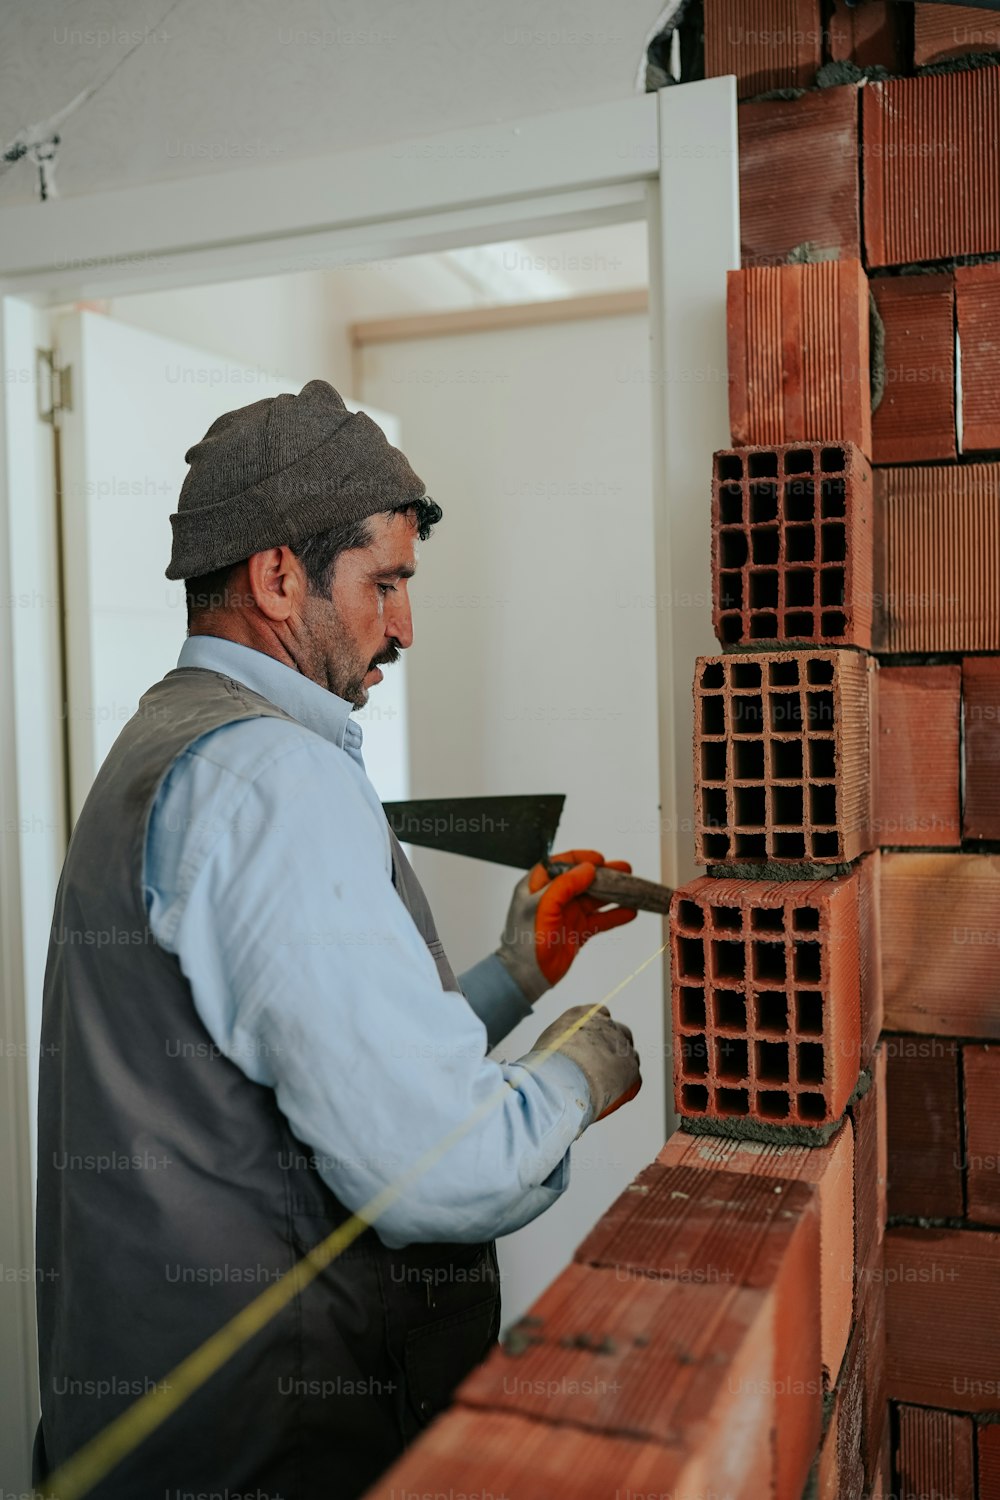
530;1004;642;1122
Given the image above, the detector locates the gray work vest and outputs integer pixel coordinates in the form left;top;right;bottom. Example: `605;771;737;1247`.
32;666;501;1500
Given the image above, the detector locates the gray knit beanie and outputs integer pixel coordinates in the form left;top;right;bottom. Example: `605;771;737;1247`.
165;379;428;580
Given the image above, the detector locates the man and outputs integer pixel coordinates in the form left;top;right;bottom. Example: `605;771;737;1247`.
33;380;642;1498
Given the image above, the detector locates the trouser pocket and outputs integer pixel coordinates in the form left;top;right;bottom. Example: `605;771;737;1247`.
403;1287;501;1427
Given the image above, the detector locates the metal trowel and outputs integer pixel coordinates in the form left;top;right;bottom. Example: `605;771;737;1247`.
382;794;674;915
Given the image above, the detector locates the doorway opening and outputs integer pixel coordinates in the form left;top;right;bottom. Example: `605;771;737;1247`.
45;217;663;1326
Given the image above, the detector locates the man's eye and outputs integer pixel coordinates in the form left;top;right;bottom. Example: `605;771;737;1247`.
376;582;396;595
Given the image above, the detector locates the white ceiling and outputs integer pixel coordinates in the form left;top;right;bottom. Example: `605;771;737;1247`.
0;0;667;207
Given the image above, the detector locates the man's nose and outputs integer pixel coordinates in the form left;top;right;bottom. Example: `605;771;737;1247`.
386;591;413;650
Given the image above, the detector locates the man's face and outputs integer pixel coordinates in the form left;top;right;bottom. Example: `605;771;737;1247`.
302;511;418;708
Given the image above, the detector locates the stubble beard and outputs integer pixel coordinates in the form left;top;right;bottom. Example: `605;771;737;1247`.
303;593;399;709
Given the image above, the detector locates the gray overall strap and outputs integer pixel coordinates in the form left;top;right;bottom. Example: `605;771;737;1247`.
386;824;461;993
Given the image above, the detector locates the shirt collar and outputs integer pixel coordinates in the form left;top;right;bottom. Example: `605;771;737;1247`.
176;634;365;760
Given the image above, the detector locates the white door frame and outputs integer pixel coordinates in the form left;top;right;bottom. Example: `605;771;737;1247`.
0;80;738;1481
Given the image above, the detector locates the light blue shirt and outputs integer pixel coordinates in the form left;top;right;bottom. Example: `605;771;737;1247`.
143;634;593;1248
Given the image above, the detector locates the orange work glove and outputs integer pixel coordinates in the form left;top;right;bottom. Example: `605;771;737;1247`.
495;848;638;1003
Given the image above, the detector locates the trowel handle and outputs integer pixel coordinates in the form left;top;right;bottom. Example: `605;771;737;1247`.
545;862;674;916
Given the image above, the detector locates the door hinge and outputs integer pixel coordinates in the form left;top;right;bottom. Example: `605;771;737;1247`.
36;348;73;425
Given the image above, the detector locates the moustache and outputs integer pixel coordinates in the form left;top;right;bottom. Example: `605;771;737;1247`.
370;642;402;671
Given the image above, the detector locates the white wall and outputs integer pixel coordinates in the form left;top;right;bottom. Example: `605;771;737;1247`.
103;271;354;392
102;261;504;392
359;305;666;1323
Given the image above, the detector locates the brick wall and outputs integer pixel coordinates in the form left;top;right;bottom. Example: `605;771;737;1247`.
364;8;1000;1497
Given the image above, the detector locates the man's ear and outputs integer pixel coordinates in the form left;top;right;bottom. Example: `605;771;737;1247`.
247;546;305;622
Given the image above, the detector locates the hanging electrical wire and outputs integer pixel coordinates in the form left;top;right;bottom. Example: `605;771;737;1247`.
0;0;187;200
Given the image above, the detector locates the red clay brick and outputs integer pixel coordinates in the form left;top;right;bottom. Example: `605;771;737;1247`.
863;70;1000;267
828;0;905;70
694;649;874;866
738;87;860;267
963;1044;1000;1227
728;259;871;455
849;1043;887;1323
658;1122;855;1387
980;1423;1000;1500
885;1034;964;1220
457;1263;774;1500
574;1161;814;1290
896;1404;975;1500
881;853;1000;1040
873;463;1000;654
363;1406;692;1500
712;441;874;650
885;1226;1000;1412
870;273;956;464
670;865;876;1129
913;3;1000;66
575;1160;821;1500
703;0;822;98
875;665;961;849
873;1418;892;1500
867;1423;888;1500
963;657;1000;841
956;264;1000;453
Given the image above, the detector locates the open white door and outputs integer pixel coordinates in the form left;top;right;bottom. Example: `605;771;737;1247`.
53;309;411;818
0;296;60;1491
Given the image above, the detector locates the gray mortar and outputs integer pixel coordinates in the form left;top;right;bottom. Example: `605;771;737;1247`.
821;1386;838;1432
848;1066;873;1109
787;242;838;264
747;85;809;102
918;52;1000;77
680;1114;844;1148
707;861;856;882
818;60;892;88
876;650;967;665
717;641;869;658
869;287;886;413
747;47;998;108
888;1211;1000;1233
501;1322;546;1357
